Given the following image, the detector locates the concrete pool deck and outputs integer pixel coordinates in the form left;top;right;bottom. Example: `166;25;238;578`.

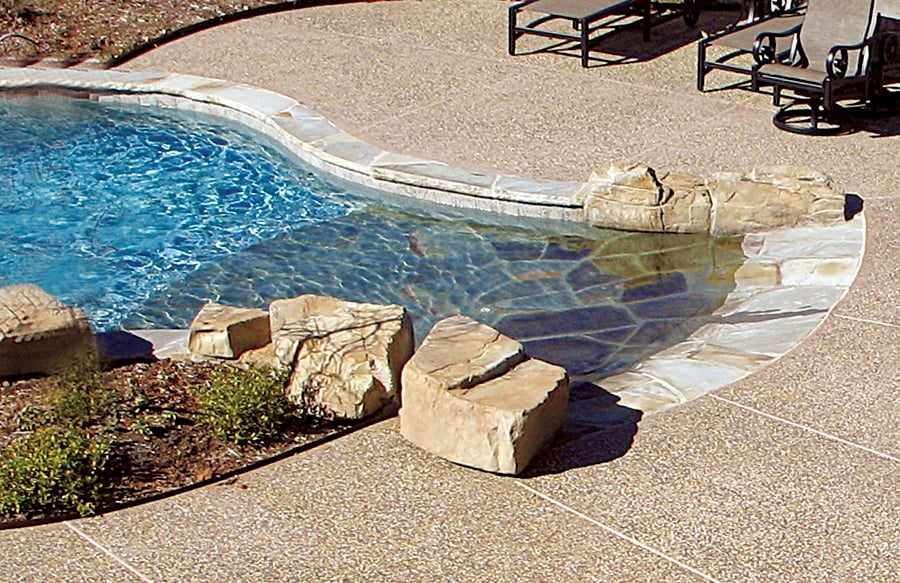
1;1;897;581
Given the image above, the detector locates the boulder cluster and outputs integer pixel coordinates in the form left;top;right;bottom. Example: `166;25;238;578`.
189;297;568;475
1;286;569;475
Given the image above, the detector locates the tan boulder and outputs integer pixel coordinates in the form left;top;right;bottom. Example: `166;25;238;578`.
399;314;526;392
400;316;568;475
271;295;414;419
0;284;95;377
582;162;711;233
188;303;270;359
582;162;845;235
709;166;845;235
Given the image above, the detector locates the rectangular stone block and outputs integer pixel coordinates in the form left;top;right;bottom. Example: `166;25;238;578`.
189;303;270;359
400;316;568;475
0;284;95;377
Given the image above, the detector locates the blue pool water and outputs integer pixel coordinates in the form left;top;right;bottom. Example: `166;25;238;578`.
0;94;744;379
1;94;353;330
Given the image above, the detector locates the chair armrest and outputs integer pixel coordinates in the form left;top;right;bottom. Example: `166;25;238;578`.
773;0;798;12
752;26;801;64
825;35;882;79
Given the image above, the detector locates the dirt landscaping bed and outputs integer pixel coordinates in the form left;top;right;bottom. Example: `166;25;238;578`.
0;357;358;528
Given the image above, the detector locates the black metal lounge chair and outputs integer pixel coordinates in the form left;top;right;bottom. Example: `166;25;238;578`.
752;0;900;134
509;0;699;68
697;1;805;91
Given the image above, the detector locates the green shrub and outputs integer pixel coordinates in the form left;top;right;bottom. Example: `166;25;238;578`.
195;366;291;446
12;355;112;433
0;427;110;518
46;354;113;428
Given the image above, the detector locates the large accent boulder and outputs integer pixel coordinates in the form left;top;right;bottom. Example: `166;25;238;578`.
400;316;569;475
581;162;846;235
270;295;414;420
189;303;270;359
708;166;846;235
582;163;712;234
0;284;95;377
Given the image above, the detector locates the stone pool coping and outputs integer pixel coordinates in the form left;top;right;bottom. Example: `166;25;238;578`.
0;67;866;414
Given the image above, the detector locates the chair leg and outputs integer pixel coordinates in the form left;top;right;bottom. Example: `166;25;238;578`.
772;98;852;135
697;40;707;92
643;1;651;42
508;5;518;56
683;0;700;27
581;17;590;67
809;102;820;130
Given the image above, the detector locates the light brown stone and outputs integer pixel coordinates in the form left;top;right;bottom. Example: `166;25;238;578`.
600;162;666;202
658;171;714;233
0;284;95;377
399;314;526;392
399;316;568;475
238;343;280;368
583;163;711;233
709;167;846;235
271;295;414;419
188;303;270;359
582;163;845;235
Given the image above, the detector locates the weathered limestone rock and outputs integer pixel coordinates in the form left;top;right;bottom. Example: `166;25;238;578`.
189;303;270;359
581;162;846;235
582;163;712;234
400;316;569;475
0;284;95;377
270;295;414;420
708;166;845;235
238;343;280;369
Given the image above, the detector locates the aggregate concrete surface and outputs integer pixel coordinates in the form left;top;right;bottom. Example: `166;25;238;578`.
1;2;897;581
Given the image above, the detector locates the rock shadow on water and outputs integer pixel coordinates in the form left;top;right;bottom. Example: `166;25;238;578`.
519;381;642;478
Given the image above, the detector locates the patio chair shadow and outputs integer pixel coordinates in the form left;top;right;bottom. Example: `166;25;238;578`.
849;104;900;137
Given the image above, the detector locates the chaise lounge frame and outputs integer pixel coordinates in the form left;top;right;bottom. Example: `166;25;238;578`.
509;0;700;68
697;0;805;91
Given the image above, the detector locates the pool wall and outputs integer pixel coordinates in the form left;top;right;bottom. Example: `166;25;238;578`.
0;67;866;414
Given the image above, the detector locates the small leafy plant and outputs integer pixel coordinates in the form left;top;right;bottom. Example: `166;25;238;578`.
47;354;113;428
195;366;292;446
0;427;110;518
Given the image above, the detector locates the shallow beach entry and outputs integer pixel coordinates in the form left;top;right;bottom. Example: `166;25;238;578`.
0;93;745;379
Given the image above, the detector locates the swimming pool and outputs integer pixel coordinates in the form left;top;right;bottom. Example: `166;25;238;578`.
0;93;744;379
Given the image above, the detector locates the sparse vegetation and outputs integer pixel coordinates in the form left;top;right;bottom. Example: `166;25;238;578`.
1;358;350;525
43;354;113;428
196;365;293;445
0;0;285;62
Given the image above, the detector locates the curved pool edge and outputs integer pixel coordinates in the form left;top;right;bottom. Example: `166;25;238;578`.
0;67;584;221
1;67;867;416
